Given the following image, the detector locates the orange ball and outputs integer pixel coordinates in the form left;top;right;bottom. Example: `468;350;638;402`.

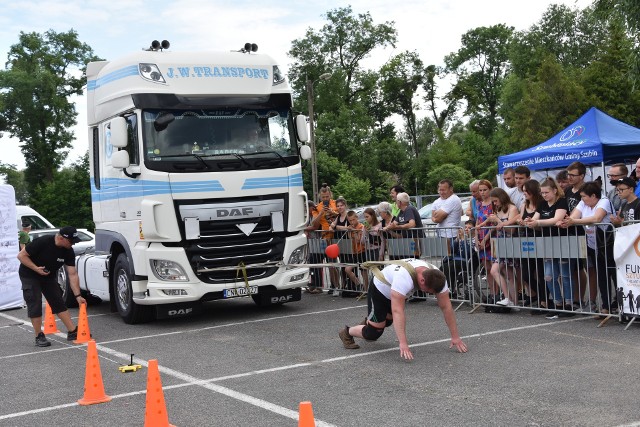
325;243;339;259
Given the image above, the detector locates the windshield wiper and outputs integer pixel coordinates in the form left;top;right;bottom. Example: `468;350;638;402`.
239;149;287;162
191;153;210;169
164;153;210;169
233;153;251;166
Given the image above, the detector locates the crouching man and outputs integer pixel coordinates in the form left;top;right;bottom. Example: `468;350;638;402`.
338;259;468;359
18;226;87;347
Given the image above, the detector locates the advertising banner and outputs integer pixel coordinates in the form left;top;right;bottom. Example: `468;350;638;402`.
613;222;640;317
0;185;24;310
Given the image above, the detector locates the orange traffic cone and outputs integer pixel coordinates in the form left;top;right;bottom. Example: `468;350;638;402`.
144;359;175;427
73;303;91;344
78;340;111;405
298;401;316;427
43;302;59;334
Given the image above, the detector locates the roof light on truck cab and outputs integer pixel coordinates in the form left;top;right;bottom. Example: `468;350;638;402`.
150;259;188;281
238;42;258;53
273;65;285;85
139;63;166;83
146;39;170;51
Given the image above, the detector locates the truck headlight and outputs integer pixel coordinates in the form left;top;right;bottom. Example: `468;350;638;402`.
287;245;307;269
150;259;188;281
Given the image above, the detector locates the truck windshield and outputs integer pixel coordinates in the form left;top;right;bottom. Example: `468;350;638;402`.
142;108;298;171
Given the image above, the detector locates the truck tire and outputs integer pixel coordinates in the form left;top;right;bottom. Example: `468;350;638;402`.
113;253;154;324
57;267;78;308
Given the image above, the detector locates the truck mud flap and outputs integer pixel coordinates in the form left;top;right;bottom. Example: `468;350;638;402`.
254;287;302;306
155;302;202;320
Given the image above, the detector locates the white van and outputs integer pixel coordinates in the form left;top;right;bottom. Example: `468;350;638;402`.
16;206;55;230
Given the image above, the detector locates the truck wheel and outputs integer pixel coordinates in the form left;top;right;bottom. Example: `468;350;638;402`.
113;254;154;324
57;267;78;308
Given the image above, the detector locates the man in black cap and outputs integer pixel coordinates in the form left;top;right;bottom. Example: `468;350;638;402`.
610;177;640;225
17;226;87;347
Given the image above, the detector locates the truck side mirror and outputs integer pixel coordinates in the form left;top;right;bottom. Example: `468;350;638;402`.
295;115;309;142
299;145;311;160
111;150;130;169
109;117;129;148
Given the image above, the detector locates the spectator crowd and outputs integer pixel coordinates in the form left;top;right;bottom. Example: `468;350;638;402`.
305;157;640;318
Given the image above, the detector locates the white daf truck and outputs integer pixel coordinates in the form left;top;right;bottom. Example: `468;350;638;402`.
68;42;311;323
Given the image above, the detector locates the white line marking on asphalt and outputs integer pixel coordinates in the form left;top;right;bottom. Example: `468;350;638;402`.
0;312;587;424
0;326;336;427
99;306;367;345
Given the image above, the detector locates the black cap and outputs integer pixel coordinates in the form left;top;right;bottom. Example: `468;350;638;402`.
610;177;637;189
21;221;31;228
59;226;81;243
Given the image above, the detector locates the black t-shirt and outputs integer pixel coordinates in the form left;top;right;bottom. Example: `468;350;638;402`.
19;235;75;280
621;198;640;222
397;205;423;236
536;198;569;237
397;206;423;228
520;207;537;237
334;215;348;239
565;188;581;214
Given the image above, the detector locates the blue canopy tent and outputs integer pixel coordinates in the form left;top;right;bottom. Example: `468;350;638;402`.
498;107;640;173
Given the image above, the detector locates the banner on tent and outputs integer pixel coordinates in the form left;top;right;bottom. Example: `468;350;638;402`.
614;223;640;317
500;150;601;172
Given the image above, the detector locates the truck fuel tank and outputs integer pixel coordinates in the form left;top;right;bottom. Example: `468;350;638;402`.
77;253;110;301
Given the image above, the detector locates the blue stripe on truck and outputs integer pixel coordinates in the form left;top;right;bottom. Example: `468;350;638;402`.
90;174;302;201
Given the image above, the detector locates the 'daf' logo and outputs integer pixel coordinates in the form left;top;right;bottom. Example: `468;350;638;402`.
559;125;585;142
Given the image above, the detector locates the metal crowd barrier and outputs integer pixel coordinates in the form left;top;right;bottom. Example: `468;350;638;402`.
306;221;631;326
306;227;472;308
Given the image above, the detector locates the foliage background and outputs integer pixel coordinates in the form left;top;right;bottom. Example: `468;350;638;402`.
1;1;639;228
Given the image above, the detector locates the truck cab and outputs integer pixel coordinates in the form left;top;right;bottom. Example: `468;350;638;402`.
81;43;312;323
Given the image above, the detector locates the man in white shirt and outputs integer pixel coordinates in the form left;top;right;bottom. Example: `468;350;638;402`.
511;166;531;210
338;259;468;359
431;179;462;238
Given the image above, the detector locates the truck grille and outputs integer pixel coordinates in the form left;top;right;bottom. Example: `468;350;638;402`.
176;197;289;284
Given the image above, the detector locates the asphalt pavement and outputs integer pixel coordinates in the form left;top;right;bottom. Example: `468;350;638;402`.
0;292;638;427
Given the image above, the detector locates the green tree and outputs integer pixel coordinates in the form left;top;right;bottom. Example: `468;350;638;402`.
288;6;397;109
379;51;425;157
509;5;604;78
287;7;399;200
503;56;589;153
580;17;640;124
445;24;514;139
595;0;640;88
0;30;100;190
333;169;371;206
302;150;346;201
29;152;93;230
423;64;458;132
424;164;473;195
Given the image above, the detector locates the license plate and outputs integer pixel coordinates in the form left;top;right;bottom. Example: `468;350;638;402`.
223;286;258;298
